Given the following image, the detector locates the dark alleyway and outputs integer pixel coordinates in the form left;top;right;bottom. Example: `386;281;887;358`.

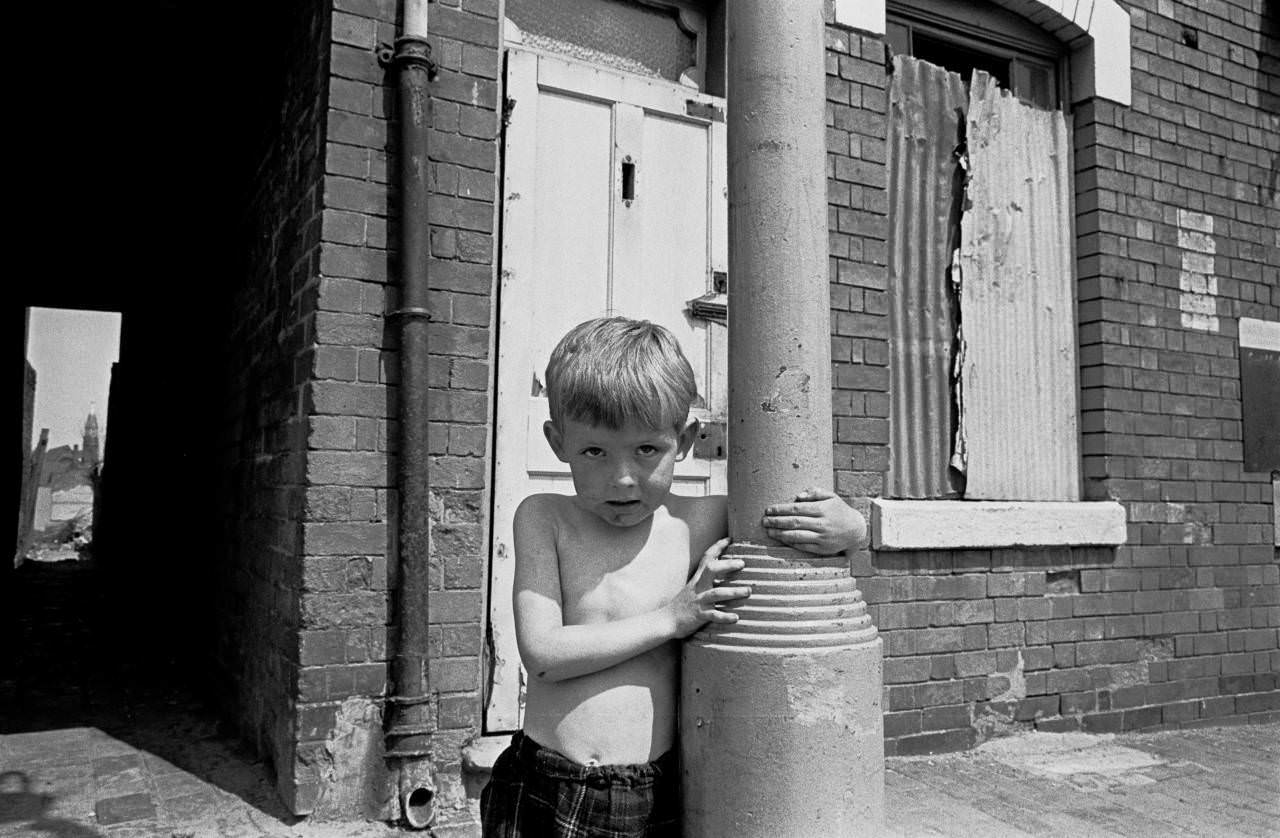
0;557;399;837
2;556;171;736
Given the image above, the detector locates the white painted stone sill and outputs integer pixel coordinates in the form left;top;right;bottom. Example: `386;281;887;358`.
871;499;1127;551
462;734;513;773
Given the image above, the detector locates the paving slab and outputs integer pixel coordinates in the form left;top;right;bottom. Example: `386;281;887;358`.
885;722;1279;838
94;792;158;826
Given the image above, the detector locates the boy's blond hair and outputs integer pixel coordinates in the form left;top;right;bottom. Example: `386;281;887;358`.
545;317;698;432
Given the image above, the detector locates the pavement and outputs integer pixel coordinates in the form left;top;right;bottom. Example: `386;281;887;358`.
3;711;1276;837
0;723;402;838
883;721;1278;837
3;560;1277;837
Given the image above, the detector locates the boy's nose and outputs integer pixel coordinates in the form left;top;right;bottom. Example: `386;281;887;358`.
613;464;638;486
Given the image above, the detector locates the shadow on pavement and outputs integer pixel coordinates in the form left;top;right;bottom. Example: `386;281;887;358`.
0;557;299;833
0;770;104;837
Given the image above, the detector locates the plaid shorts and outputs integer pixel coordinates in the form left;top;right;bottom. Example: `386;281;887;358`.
480;731;681;838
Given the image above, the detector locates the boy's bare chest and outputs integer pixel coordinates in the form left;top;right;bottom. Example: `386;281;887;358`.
556;522;690;623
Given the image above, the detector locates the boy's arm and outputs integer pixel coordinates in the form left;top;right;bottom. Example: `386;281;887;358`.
681;494;729;576
761;487;868;555
513;496;745;683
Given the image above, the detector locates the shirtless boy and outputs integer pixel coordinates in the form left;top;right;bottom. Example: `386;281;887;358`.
480;317;864;837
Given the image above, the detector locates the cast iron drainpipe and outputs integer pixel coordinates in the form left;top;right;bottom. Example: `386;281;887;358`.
384;0;437;829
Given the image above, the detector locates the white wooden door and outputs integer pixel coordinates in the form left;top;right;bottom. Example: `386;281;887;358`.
485;50;728;732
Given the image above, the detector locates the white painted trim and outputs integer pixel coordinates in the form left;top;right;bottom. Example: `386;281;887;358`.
1273;477;1279;547
1071;0;1132;106
871;499;1127;550
502;16;524;46
537;51;722;112
1240;317;1280;352
834;0;1131;105
834;0;886;35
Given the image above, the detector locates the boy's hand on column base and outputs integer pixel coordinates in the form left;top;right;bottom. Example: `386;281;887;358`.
667;538;750;637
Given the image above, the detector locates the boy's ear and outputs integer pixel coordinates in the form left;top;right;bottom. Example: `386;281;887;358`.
675;417;700;462
543;420;569;463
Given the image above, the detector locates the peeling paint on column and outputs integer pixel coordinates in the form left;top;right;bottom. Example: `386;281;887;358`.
785;676;850;724
760;367;811;414
1177;209;1219;333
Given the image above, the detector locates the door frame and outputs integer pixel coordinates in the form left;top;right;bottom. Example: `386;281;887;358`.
483;47;728;733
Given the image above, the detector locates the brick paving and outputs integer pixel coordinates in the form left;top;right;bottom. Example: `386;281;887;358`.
3;716;1275;835
884;722;1280;837
0;723;401;837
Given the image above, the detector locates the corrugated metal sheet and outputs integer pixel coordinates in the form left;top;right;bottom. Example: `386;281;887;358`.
957;72;1079;500
886;56;968;499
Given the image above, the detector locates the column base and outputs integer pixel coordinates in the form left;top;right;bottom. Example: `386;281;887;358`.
681;543;884;837
682;637;884;837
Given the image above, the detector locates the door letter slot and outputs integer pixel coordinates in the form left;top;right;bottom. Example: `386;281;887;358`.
622;157;636;205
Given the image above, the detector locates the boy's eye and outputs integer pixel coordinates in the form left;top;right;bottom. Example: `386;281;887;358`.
580;447;605;458
636;445;659;456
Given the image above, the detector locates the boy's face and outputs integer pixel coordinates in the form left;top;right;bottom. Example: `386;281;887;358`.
544;416;699;528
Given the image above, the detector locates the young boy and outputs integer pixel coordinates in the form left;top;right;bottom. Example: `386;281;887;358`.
480;317;864;837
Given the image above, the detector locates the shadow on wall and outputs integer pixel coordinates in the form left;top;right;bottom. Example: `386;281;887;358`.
1261;2;1280;114
1260;2;1279;207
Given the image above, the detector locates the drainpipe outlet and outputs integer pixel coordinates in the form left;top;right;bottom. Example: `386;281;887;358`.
398;763;437;829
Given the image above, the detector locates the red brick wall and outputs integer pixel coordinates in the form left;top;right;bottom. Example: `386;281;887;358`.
828;1;1279;757
282;0;501;820
228;0;1277;822
217;0;332;812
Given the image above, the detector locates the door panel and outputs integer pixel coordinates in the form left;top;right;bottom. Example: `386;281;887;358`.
529;91;613;379
486;50;726;732
614;111;712;403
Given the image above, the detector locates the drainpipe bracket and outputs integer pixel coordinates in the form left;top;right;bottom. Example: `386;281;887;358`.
388;306;432;321
385;689;436;759
384;36;437;78
386;729;436;760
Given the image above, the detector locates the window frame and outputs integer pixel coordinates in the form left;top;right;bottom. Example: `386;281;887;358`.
873;1;1127;550
833;0;1133;107
887;16;1065;110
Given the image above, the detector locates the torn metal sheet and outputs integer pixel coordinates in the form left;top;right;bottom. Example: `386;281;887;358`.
957;73;1079;501
886;55;970;499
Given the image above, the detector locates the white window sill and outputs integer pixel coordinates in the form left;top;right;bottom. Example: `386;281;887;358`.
871;499;1126;551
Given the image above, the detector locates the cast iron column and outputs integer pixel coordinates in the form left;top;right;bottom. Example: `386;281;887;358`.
680;2;885;835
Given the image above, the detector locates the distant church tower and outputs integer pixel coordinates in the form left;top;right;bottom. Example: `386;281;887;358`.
82;406;100;468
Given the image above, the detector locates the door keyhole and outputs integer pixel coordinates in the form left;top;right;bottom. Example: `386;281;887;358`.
622;158;636;205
